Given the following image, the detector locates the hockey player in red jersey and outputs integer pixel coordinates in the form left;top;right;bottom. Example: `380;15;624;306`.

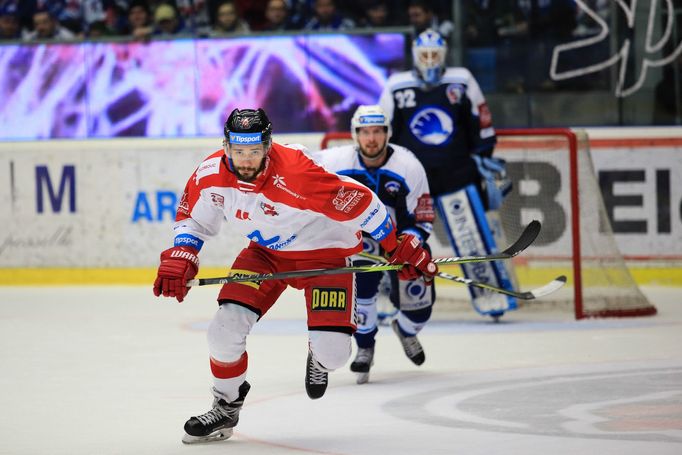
152;108;438;444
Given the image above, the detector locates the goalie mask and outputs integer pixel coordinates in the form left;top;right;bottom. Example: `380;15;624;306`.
224;108;273;151
412;29;447;86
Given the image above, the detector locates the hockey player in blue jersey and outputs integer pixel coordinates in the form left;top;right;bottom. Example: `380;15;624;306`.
311;105;436;383
379;29;515;319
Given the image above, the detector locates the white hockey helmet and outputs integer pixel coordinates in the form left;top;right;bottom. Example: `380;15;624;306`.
412;28;447;85
350;104;392;145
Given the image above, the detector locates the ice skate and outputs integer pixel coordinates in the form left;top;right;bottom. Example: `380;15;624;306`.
305;351;328;399
349;346;374;384
391;319;425;365
182;381;250;444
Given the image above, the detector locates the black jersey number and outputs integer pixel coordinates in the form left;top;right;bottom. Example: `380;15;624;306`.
394;89;416;109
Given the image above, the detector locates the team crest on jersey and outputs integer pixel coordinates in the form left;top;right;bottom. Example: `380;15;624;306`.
446;83;465;105
177;191;190;216
260;202;278;216
272;174;285;186
384;181;401;194
310;287;347;311
210;193;225;208
409;107;454;146
332;186;365;213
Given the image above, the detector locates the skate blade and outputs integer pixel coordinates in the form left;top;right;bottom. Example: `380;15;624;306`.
356;372;370;384
182;428;234;444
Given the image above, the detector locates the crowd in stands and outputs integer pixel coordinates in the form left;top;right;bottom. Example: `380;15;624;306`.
0;0;458;41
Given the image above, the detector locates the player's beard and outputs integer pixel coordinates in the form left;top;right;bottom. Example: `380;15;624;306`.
359;141;387;164
234;159;266;182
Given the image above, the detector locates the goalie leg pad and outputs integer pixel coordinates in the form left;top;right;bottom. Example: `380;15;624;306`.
435;185;517;316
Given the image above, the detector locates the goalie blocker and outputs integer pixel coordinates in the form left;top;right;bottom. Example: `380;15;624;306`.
435;184;517;318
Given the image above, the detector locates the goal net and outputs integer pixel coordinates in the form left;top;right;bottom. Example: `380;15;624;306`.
320;128;657;319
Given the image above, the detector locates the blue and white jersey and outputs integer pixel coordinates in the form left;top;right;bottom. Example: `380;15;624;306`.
310;143;434;244
379;67;497;197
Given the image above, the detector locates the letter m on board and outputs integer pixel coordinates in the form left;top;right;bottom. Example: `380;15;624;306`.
36;165;76;213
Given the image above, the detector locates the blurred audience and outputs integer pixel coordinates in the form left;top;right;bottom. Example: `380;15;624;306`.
407;0;452;38
0;2;20;40
356;0;396;28
152;3;188;36
125;0;153;40
210;1;250;35
303;0;354;31
262;0;292;31
24;8;76;40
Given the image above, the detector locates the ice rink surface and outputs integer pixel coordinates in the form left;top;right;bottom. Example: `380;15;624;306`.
1;285;680;455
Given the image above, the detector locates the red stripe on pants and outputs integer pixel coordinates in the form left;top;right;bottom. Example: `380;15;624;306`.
210;352;248;379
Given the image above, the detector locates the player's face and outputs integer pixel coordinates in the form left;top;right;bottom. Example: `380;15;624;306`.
357;126;388;160
227;143;267;182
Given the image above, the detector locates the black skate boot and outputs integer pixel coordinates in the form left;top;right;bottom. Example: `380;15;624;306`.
391;319;425;365
305;351;328;399
349;346;375;384
182;381;250;444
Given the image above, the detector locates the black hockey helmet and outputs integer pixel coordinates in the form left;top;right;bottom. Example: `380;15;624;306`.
224;108;273;150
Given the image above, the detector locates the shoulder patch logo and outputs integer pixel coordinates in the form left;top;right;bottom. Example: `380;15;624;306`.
273;175;286;186
332;186;365;213
210;193;225;208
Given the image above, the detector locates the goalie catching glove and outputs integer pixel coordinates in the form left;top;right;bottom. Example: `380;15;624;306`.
386;234;438;283
153;246;199;303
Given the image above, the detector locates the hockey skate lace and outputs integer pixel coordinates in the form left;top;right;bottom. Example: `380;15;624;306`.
308;358;327;385
195;405;235;426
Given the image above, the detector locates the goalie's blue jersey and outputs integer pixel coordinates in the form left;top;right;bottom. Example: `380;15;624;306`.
310;144;434;243
379;67;497;197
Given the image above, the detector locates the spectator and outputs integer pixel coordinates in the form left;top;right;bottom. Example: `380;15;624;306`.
83;0;129;37
210;1;250;35
356;0;395;28
125;0;153;40
176;0;211;34
152;3;188;36
262;0;291;31
407;0;452;38
0;3;21;40
23;8;76;41
303;0;354;31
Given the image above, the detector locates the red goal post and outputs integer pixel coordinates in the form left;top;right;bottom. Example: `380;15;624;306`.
319;128;656;319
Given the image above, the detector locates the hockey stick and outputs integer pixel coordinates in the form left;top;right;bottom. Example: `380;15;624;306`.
358;250;567;300
355;219;541;267
187;220;542;288
429;219;542;266
186;262;403;287
435;271;567;300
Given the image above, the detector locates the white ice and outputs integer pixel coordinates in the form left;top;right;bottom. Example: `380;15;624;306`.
0;285;680;455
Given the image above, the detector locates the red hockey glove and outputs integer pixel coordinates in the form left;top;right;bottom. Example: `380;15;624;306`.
153;246;199;303
386;234;438;284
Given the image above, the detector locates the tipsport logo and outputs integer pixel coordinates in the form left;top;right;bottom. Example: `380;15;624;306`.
409;107;454;146
229;132;262;144
359;114;386;125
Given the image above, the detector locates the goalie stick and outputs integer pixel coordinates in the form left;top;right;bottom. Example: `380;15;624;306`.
357;252;567;301
186;220;542;288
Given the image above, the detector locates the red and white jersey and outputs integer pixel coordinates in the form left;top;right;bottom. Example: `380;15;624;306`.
172;143;397;260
